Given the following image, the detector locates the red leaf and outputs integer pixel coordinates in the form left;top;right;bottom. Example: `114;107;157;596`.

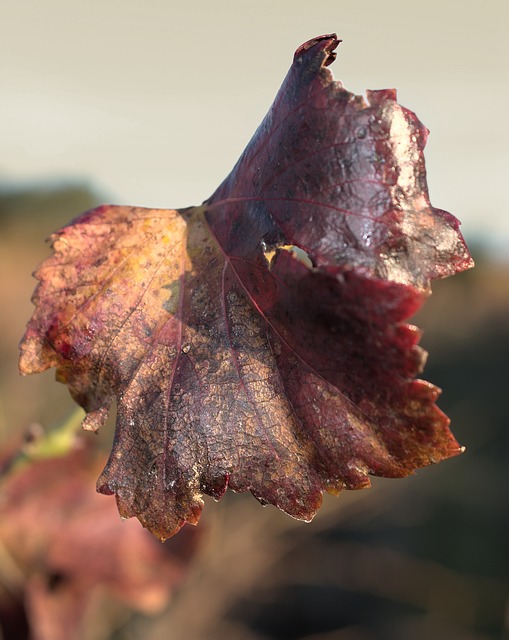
0;445;201;639
19;35;473;540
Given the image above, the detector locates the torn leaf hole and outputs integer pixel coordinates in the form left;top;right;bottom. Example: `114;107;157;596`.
262;243;314;270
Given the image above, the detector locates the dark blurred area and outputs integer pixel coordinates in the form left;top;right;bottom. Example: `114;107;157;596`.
0;183;508;639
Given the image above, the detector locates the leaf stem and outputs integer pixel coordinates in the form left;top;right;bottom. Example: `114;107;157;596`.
0;407;86;480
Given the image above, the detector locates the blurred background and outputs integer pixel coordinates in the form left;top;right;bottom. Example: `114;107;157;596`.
1;1;508;638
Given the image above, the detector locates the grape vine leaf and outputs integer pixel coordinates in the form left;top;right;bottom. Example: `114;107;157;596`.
19;34;473;540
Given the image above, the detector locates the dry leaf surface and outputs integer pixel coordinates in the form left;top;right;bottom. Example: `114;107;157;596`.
19;35;473;540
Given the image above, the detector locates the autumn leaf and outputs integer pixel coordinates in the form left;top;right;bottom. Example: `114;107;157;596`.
19;34;473;540
0;442;201;640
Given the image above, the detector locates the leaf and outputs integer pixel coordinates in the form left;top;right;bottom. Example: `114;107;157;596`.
0;443;201;639
19;34;473;540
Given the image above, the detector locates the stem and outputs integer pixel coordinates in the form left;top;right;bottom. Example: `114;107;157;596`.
0;407;86;480
24;407;86;461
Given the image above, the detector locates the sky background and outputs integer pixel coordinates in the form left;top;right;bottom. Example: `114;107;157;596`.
2;0;508;256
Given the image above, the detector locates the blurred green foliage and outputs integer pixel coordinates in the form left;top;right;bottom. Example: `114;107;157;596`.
0;181;101;237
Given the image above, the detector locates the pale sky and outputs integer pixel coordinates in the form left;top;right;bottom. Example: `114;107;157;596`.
2;0;508;255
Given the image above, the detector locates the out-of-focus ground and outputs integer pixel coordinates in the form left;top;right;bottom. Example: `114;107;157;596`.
1;184;508;639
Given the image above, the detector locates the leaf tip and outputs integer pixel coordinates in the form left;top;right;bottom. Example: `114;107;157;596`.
293;33;341;66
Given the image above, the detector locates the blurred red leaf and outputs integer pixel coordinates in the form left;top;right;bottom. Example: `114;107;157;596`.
0;444;201;640
19;34;473;540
